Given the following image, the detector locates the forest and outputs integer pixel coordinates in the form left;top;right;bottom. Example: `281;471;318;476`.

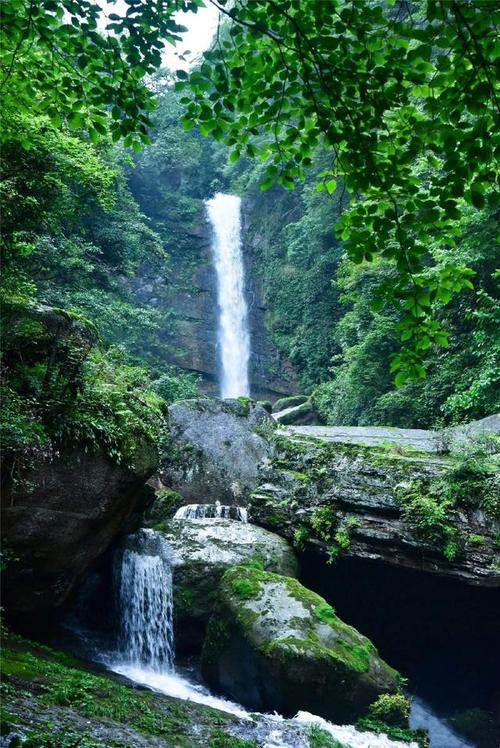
1;2;499;748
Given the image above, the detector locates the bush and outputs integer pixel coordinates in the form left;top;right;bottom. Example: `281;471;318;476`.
368;694;411;728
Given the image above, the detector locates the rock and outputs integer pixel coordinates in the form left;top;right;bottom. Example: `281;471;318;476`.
160;397;275;504
157;518;297;652
274;399;317;425
257;400;273;414
273;395;309;413
1;442;158;622
249;433;500;587
443;413;500;451
201;565;400;722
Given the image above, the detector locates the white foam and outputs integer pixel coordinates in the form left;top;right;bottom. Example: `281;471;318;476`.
109;663;251;719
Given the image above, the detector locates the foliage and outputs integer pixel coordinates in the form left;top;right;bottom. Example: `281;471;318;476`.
356;718;428;748
1;308;164;475
396;480;458;560
180;0;499;381
368;694;410;728
151;368;201;406
308;724;346;748
310;506;338;542
312;210;499;427
293;526;311;550
395;438;499;559
0;0;205;149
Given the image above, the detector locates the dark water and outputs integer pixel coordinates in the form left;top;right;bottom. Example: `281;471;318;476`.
300;552;500;748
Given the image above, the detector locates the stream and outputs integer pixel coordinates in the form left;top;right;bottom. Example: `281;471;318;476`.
62;527;479;748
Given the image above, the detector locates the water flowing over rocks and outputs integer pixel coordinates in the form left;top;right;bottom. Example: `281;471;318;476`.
160;397;275;505
156;518;297;652
201;565;400;723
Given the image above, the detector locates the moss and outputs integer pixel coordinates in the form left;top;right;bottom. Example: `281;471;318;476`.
273;395;309;411
308;724;347;747
292;471;311;482
209;730;258;747
313;602;336;626
357;718;429;748
231;577;261;600
0;633;212;746
174;584;195;616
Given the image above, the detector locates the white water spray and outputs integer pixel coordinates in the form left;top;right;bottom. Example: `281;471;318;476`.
173;502;248;522
206;193;250;399
115;529;174;671
107;529;420;748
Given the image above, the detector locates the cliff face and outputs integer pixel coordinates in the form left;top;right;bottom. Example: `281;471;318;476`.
250;431;499;588
131;200;297;401
1;443;158;621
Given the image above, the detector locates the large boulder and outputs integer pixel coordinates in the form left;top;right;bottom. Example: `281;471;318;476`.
1;442;158;622
201;565;400;723
158;518;297;652
160;398;275;504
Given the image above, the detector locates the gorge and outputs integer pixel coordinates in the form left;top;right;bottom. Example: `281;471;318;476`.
1;3;499;748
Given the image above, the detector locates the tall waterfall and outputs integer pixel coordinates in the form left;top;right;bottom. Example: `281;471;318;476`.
115;529;174;671
206;193;250;399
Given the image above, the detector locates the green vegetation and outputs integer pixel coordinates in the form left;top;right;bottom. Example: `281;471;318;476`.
231;577;261;600
182;1;498;386
396;438;499;559
308;724;346;748
209;731;258;748
368;694;411;728
357;718;429;748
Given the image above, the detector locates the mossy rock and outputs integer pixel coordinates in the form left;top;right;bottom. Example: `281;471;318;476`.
274;400;316;425
158;519;297;654
201;566;400;723
273;395;309;413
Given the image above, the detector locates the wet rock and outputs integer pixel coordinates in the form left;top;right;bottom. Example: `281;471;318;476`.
157;518;297;653
1;442;158;622
160;397;275;504
201;565;400;723
249;434;500;587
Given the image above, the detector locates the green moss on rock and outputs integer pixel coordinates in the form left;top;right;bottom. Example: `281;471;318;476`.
201;566;400;723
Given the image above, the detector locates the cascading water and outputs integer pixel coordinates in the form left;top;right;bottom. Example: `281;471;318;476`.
77;527;422;748
206;193;250;399
115;529;174;671
174;502;248;522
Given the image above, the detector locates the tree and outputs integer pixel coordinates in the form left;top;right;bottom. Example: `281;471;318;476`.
178;0;499;381
0;0;203;148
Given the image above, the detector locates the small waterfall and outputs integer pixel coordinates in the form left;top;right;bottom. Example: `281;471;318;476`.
115;529;174;671
174;502;248;522
206;192;250;399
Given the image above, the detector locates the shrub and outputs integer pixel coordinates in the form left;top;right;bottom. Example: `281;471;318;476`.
368;694;411;728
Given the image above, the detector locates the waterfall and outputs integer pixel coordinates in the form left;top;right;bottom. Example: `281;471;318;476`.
174;502;248;522
206;192;250;399
115;529;174;671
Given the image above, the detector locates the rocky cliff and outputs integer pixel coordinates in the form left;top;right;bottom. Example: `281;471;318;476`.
1;443;158;622
159;399;499;588
250;431;499;587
